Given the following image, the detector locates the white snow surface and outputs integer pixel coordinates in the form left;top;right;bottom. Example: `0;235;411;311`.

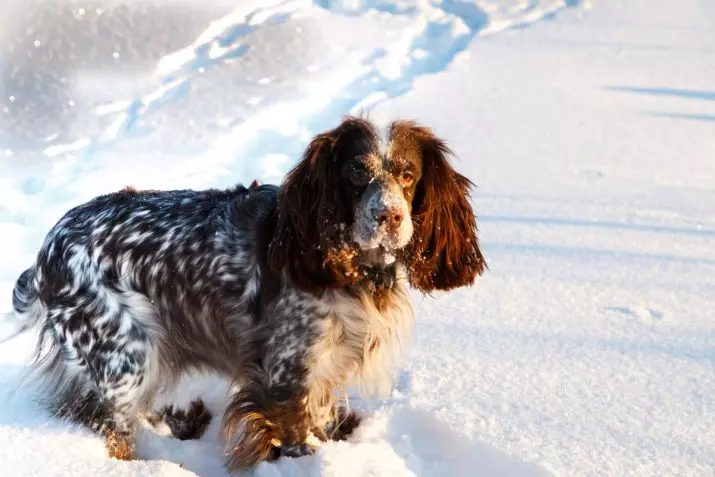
1;0;714;476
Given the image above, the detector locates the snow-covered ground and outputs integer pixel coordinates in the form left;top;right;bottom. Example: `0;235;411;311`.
1;0;714;476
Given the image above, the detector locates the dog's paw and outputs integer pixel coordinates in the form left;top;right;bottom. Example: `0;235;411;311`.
268;432;321;460
328;409;362;441
279;442;316;459
158;398;212;440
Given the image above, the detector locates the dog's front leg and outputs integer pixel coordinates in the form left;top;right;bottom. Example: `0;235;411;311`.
222;376;314;470
221;327;320;468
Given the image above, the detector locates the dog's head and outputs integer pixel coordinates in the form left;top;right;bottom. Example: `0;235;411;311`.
268;116;486;293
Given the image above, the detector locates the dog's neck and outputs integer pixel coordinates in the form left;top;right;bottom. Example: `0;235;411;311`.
361;263;397;289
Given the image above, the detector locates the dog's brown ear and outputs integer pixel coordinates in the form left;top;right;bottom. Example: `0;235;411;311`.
391;121;487;292
267;117;378;291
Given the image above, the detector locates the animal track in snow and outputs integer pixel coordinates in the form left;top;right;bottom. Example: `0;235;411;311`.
604;305;665;322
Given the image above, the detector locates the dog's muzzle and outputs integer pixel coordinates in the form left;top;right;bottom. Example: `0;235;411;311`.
352;180;413;251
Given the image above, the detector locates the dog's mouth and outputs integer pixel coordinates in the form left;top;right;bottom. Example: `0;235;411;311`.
356;245;397;268
350;211;414;253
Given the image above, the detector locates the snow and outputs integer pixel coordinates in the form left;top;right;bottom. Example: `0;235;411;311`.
1;0;714;476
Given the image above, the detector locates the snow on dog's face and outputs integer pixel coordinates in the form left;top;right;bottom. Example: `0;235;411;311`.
346;134;420;254
268;116;487;293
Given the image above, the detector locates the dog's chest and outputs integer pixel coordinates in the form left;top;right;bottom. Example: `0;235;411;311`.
306;281;413;395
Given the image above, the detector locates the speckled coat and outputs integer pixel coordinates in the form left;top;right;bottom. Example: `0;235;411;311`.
10;117;486;469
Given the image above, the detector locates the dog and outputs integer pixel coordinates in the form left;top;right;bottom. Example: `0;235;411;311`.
7;116;486;469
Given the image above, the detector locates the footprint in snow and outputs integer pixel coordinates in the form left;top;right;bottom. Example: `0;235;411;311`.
604;305;665;322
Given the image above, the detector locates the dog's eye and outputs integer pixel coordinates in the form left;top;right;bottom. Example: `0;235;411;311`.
349;168;370;186
399;171;414;187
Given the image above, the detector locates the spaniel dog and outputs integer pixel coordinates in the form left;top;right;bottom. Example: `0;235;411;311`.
8;117;486;469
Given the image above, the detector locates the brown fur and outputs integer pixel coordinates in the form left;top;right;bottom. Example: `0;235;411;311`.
104;429;136;461
222;382;312;470
269;117;485;295
390;121;487;292
267;118;380;293
119;185;163;195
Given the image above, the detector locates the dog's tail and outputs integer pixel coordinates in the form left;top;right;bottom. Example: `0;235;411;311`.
0;267;45;344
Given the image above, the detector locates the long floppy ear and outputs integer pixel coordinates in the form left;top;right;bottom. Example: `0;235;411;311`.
392;121;487;292
267;116;378;292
